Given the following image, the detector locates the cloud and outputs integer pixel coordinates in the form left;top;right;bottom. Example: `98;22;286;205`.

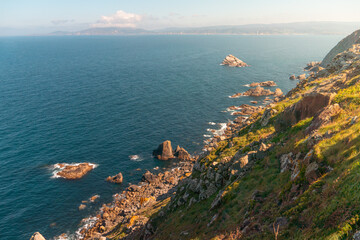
51;19;75;25
92;10;142;28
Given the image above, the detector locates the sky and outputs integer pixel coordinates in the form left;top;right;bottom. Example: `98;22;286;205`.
2;0;360;35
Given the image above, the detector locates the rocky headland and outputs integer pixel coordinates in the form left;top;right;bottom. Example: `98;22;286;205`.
221;54;249;67
33;29;360;240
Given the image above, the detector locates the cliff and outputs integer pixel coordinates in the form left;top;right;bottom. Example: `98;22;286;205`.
49;31;360;240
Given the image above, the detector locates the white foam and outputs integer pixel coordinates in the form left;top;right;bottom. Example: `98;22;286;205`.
228;95;245;98
75;216;98;239
129;155;143;162
243;84;250;87
203;134;212;138
208;122;216;125
226;106;242;112
50;163;98;179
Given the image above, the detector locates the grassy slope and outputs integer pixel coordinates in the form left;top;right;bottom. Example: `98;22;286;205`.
150;64;360;239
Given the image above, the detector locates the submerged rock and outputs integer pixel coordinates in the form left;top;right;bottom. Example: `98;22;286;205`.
106;172;123;184
30;232;46;240
153;140;175;160
221;54;248;67
54;163;96;180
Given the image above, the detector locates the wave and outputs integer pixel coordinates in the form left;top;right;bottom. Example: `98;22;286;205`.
129;155;143;162
243;84;250;87
75;216;98;239
208;122;216;125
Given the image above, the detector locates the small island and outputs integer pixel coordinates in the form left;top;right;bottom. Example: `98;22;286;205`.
221;54;249;67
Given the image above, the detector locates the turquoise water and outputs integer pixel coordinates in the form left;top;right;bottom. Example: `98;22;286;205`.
0;35;341;239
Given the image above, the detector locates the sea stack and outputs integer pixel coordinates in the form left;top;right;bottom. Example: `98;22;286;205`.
153;140;175;160
221;54;248;67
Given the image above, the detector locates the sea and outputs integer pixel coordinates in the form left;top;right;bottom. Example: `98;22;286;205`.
0;34;342;239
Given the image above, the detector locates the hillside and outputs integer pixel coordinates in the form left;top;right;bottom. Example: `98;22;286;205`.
47;30;360;240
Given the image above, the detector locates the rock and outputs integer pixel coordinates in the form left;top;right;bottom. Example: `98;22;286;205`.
54;163;96;180
106;172;123;184
30;232;46;240
260;108;277;127
350;116;359;125
289;75;296;80
297;74;306;80
306;104;341;134
274;88;283;97
249;81;277;87
250;101;258;104
353;230;360;240
280;153;294;173
305;162;319;183
79;204;86;210
90;195;100;202
153;140;174;160
277;92;335;129
221;54;248;67
174;145;191;161
243;86;274;97
142;171;159;184
321;29;360;67
304;61;321;70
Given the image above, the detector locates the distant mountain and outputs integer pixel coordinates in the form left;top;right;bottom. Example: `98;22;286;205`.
49;27;151;36
49;22;360;36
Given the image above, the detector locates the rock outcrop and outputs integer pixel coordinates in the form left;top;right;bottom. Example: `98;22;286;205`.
174;146;191;161
106;172;123;184
54;163;96;180
153;140;175;160
221;54;248;67
249;81;277;87
243;86;274;97
321;29;360;67
30;232;46;240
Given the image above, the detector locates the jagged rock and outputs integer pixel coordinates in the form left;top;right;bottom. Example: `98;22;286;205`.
54;163;96;180
249;81;277;87
306;104;341;134
79;204;86;210
142;171;159;184
106;172;123;184
260;108;277;126
153;140;174;160
303;150;314;165
30;232;46;240
243;86;274;97
280;153;294;173
277;92;335;129
353;230;360;240
297;74;306;80
274;88;283;97
174;145;191;161
304;61;321;70
222;54;248;67
305;162;319;183
289;75;296;80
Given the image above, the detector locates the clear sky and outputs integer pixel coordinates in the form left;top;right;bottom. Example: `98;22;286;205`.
2;0;360;35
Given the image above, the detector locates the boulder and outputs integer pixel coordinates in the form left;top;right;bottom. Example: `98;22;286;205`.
274;88;283;97
55;163;96;180
174;145;191;161
297;74;306;80
142;171;159;184
153;140;174;160
221;54;248;67
30;232;46;240
79;204;86;210
306;104;341;134
243;86;274;97
106;172;123;184
289;75;296;80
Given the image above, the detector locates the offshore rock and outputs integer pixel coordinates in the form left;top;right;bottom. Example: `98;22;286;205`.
243;86;274;97
174;145;191;161
106;172;123;184
249;81;277;87
153;140;174;160
30;232;46;240
54;163;96;180
221;54;248;67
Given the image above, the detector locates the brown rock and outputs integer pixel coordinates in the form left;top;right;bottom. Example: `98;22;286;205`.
30;232;46;240
274;88;283;97
79;204;86;210
106;172;123;184
305;162;319;183
55;163;95;180
90;195;99;202
174;145;191;161
289;75;296;80
306;104;341;134
142;171;159;184
249;81;277;87
229;93;243;98
243;86;274;97
221;54;248;67
153;140;174;160
297;74;306;80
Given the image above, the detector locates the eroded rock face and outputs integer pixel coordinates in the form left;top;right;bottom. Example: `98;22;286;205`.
277;92;335;129
30;232;46;240
306;104;341;134
54;163;96;180
221;54;248;67
106;172;123;184
153;140;174;160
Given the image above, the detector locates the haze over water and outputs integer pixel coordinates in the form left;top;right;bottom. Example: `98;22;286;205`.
0;35;341;239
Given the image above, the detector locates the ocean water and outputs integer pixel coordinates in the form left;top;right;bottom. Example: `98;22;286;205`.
0;35;342;239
